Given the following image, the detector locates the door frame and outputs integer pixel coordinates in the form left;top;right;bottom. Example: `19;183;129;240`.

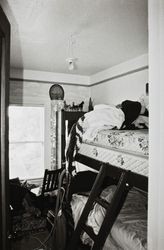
0;5;10;250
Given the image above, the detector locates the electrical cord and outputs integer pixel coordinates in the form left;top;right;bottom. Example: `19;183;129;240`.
32;217;57;250
31;235;46;249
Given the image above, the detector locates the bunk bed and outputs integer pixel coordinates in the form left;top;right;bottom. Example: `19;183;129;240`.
66;103;148;250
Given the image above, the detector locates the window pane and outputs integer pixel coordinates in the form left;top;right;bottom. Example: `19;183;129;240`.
9;106;45;180
9;142;44;179
9;106;44;142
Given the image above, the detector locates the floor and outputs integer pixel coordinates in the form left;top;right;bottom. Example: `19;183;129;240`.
11;229;91;250
11;229;51;250
10;208;52;250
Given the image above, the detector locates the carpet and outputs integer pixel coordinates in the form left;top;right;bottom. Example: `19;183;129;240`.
12;212;47;239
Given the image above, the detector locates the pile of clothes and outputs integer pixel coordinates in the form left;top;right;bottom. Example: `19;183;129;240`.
9;178;54;238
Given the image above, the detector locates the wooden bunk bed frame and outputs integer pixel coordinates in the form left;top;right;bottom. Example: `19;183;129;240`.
75;153;148;192
64;112;148;249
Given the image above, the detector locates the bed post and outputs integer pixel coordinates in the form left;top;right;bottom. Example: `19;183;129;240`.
49;84;64;170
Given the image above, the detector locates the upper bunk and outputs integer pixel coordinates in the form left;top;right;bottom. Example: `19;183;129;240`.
66;102;149;192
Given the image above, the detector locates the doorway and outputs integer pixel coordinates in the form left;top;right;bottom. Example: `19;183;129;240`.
0;6;10;250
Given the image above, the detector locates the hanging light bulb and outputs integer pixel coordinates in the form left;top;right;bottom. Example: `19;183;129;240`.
66;34;78;71
66;58;76;71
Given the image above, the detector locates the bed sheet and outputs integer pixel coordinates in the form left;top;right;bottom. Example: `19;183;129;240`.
71;186;147;250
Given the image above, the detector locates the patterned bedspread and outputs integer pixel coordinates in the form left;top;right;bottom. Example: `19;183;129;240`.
71;186;147;250
84;129;148;156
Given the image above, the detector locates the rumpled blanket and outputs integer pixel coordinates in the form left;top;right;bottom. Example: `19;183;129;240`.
71;186;147;250
79;106;125;141
66;107;124;172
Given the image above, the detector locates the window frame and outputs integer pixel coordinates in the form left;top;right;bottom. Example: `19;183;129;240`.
8;103;48;181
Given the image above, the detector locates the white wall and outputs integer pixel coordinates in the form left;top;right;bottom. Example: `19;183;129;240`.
9;80;90;111
91;69;148;105
90;54;148;105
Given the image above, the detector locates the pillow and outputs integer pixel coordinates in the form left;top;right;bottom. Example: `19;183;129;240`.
139;95;149;111
132;115;149;128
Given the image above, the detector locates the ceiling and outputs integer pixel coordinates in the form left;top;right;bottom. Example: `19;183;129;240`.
1;0;148;76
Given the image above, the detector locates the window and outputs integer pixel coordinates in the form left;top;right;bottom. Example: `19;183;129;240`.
9;106;45;180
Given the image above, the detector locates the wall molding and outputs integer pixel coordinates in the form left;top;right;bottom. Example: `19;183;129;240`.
9;77;90;87
10;68;90;86
10;54;148;87
10;65;148;87
89;66;148;87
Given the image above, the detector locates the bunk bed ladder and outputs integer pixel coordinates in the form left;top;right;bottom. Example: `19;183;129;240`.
68;163;131;250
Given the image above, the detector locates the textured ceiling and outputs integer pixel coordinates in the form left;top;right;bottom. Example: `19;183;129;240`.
1;0;148;76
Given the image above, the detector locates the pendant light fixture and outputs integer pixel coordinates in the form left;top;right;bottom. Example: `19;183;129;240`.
66;34;77;71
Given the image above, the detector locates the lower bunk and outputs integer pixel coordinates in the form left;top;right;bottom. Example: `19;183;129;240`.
71;185;147;250
67;155;148;250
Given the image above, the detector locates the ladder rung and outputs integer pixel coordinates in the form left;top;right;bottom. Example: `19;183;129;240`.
95;197;110;209
47;217;54;227
47;209;56;217
81;224;97;241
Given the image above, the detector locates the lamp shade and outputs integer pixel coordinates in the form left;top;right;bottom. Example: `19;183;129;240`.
49;84;64;100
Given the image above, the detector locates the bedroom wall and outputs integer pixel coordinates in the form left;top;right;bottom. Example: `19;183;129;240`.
9;68;91;111
90;54;148;106
9;80;90;110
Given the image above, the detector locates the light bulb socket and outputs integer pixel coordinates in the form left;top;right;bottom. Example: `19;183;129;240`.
66;58;77;71
68;62;74;70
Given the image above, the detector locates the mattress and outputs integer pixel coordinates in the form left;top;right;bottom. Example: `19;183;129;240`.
78;142;148;177
84;129;148;157
71;186;147;250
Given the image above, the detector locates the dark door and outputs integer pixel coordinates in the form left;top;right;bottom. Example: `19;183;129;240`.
0;6;10;250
